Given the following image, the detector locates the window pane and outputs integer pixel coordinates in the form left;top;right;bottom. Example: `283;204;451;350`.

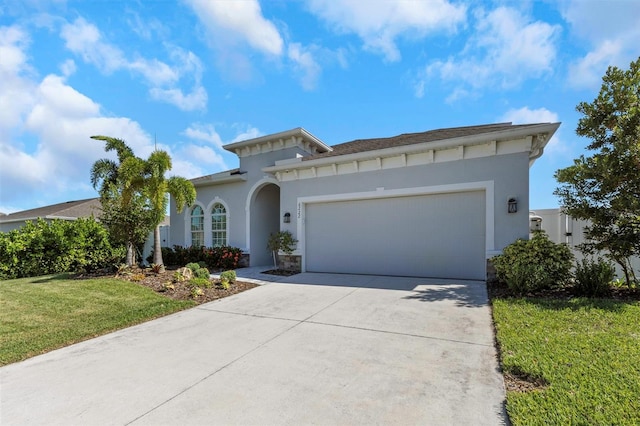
211;203;227;246
191;205;204;246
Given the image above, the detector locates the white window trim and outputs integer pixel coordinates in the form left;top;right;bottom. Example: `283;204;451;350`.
207;198;230;247
185;202;206;247
296;181;495;273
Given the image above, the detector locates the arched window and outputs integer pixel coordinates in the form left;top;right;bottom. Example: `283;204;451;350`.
211;203;227;247
190;205;204;247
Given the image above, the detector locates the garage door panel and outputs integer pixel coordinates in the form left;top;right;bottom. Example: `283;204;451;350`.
305;191;485;279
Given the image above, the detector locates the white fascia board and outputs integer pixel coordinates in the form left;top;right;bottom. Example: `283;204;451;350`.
192;173;247;188
222;127;332;154
264;123;561;173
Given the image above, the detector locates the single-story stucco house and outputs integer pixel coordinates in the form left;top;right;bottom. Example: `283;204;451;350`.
170;122;560;280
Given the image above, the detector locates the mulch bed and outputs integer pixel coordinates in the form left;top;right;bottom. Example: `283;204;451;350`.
487;280;640;301
77;267;259;305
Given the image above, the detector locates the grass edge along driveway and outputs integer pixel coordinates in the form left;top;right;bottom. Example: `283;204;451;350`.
0;274;195;366
492;296;640;425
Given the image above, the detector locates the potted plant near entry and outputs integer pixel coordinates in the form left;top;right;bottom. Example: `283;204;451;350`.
267;230;297;272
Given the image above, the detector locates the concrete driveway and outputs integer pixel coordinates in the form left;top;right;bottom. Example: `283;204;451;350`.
0;272;507;425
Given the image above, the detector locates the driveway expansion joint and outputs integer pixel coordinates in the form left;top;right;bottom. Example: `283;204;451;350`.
127;288;361;425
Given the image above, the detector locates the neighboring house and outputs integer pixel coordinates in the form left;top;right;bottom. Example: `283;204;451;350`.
0;198;169;262
170;122;560;280
531;209;640;279
0;198;103;233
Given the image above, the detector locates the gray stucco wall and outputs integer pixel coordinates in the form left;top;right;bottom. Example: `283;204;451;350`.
279;152;531;254
171;148;531;259
170;147;307;250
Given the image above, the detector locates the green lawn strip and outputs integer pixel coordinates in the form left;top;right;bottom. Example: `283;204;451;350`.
492;297;640;425
0;274;195;366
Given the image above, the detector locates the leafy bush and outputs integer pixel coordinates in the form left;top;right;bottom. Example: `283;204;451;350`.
189;277;211;288
574;258;615;297
0;218;125;279
492;231;573;294
150;245;242;270
220;270;236;284
194;267;210;279
185;262;201;272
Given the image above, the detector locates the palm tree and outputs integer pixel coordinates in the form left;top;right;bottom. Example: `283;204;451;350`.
91;136;196;271
90;136;153;267
144;150;196;272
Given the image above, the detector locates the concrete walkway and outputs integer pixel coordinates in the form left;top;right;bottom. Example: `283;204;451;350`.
0;269;507;425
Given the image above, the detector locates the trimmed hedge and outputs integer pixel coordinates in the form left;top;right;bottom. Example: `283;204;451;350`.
0;218;125;279
150;245;242;270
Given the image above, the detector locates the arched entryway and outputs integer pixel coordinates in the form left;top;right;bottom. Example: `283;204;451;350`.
248;182;280;266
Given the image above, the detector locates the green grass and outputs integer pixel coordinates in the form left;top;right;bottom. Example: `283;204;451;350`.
0;274;195;366
492;297;640;425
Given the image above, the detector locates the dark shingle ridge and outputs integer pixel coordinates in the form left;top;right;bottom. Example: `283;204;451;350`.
0;198;102;222
303;122;537;161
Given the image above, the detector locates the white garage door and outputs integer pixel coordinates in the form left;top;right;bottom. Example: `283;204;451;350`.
304;191;486;280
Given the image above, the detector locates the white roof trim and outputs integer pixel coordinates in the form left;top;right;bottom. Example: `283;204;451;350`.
263;123;560;173
223;127;332;157
191;172;247;187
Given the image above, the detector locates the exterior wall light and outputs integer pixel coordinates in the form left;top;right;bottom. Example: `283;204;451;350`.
508;198;518;214
283;212;291;223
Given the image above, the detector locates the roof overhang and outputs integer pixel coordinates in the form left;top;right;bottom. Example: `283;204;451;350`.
223;127;332;158
190;169;248;187
263;122;560;173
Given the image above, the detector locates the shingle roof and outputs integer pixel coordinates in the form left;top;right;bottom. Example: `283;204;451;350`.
0;198;103;222
303;122;538;161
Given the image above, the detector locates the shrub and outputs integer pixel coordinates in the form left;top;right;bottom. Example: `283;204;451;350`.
194;267;210;279
219;278;230;290
185;262;201;272
189;277;211;288
0;217;124;279
190;286;204;298
492;231;573;294
173;267;192;282
220;270;236;284
151;245;243;270
574;258;615;297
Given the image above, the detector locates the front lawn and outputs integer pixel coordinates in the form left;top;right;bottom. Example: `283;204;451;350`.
0;274;195;366
492;297;640;425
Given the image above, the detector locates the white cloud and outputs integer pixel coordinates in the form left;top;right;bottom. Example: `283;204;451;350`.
180;144;227;168
288;43;322;91
417;6;560;98
231;126;262;143
60;17;207;111
60;17;126;73
306;0;466;62
150;86;207;111
183;123;224;148
184;0;283;56
0;26;36;141
0;23;222;210
561;0;640;90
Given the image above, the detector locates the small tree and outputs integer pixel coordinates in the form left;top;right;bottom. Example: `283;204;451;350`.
267;230;297;270
554;57;640;286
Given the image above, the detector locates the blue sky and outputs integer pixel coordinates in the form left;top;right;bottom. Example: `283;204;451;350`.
1;0;638;213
